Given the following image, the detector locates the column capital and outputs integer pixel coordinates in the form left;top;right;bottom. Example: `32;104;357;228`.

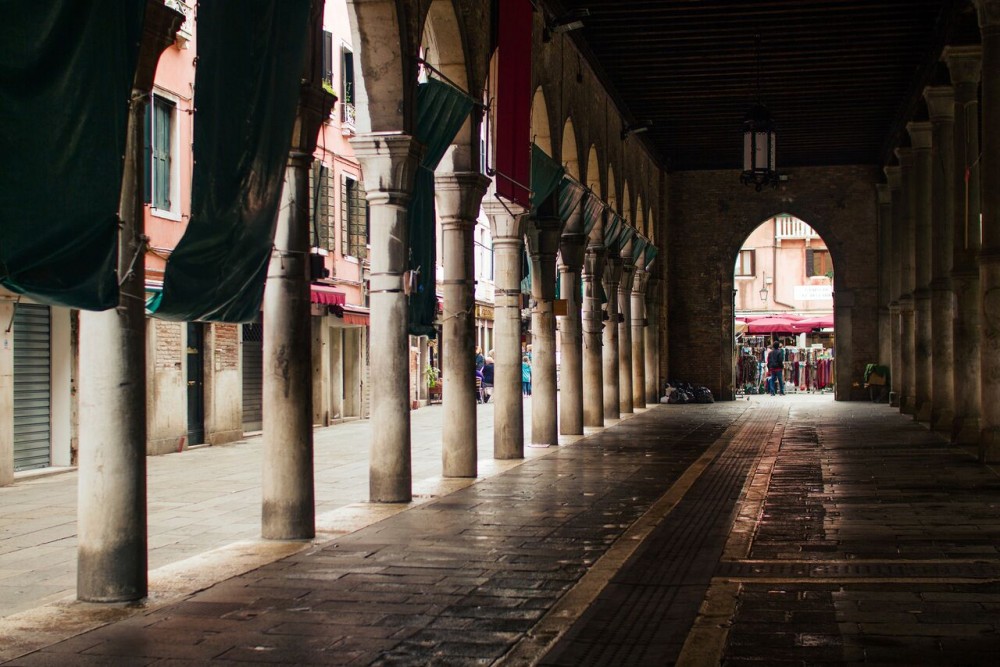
558;233;587;271
884;165;902;189
435;171;491;226
525;215;563;259
604;254;624;284
631;268;649;294
483;198;528;240
583;245;607;278
974;0;1000;31
906;121;933;150
350;133;424;202
943;45;982;88
876;182;892;204
923;86;955;122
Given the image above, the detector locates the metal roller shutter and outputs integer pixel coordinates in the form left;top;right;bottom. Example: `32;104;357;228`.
13;304;51;471
242;322;263;432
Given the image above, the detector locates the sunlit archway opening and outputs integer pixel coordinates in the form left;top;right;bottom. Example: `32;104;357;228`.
733;213;835;396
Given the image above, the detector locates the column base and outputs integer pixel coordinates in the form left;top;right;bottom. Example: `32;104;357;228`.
954;416;980;446
931;409;955;435
915;401;933;423
981;428;1000;464
900;397;917;415
889;391;900;408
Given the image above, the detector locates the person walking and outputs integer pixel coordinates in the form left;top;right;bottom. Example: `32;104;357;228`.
481;357;494;403
521;355;532;396
766;340;785;396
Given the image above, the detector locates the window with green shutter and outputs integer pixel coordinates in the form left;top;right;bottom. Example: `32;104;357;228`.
341;176;368;259
151;96;173;211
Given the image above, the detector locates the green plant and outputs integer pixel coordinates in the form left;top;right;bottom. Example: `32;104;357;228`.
424;364;440;388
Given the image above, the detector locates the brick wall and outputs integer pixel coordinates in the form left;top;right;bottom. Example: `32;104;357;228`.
666;165;881;400
154;319;182;369
213;323;239;371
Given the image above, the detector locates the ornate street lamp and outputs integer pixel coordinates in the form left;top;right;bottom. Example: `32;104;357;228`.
740;34;779;191
741;103;778;191
759;272;769;303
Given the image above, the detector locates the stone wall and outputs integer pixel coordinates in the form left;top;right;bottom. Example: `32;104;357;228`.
204;323;242;445
147;319;186;455
666;165;881;401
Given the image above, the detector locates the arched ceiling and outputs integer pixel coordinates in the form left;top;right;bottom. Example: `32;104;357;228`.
543;0;965;171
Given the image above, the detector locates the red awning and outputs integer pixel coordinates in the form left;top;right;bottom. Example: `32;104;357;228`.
310;284;346;306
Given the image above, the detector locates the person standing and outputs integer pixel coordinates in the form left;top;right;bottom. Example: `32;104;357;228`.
481;356;495;403
475;346;485;372
766;340;785;396
522;355;532;396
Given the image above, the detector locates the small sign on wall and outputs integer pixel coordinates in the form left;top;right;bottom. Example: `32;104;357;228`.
793;285;833;301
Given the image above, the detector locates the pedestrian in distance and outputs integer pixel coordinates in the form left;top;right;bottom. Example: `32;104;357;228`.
766;340;786;396
522;355;532;396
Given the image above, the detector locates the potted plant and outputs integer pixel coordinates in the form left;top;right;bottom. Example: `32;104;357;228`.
425;365;441;402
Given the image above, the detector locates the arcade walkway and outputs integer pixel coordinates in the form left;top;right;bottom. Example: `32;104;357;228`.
4;396;1000;665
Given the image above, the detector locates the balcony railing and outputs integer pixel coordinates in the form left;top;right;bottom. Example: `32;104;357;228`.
775;216;818;241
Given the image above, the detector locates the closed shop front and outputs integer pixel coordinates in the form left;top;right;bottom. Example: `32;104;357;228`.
13;304;51;471
242;322;263;432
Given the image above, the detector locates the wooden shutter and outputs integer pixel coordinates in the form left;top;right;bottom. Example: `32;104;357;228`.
152;97;172;210
805;248;815;277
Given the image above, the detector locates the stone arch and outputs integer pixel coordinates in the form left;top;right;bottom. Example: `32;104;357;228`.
561;117;580;179
346;0;419;133
635;194;646;237
419;0;478;172
622;181;632;223
585;145;600;193
607;163;618;211
531;86;553;155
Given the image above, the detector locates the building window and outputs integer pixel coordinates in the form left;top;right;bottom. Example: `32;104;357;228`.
341;176;368;259
807;249;833;278
310;162;335;251
734;249;755;277
144;94;177;216
341;46;356;129
322;31;334;89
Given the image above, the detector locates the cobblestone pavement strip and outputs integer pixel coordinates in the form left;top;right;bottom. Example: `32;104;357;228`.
694;400;1000;666
2;401;752;666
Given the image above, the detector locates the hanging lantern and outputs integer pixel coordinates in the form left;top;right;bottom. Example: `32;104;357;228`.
741;103;778;191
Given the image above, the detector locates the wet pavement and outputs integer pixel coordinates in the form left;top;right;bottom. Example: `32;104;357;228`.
4;395;1000;665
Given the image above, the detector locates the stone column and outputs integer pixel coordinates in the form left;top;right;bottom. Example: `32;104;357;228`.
908;121;934;422
618;239;636;414
896;147;917;415
484;200;528;458
645;277;662;404
351;134;422;501
77;2;180;601
437;172;490;477
582;238;606;427
924;86;957;432
885;165;903;407
558;229;586;436
975;0;1000;460
526;216;562;445
602;254;623;419
944;45;982;445
876;184;893;373
263;75;335;539
631;268;648;409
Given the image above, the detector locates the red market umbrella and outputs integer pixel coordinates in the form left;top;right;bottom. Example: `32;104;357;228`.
794;315;834;332
746;316;801;334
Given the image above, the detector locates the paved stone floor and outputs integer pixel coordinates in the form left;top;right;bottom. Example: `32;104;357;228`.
4;395;1000;665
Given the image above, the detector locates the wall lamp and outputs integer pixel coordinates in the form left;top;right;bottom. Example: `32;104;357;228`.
621;120;652;141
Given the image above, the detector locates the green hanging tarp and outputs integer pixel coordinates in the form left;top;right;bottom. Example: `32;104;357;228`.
521;246;532;294
618;225;637;258
531;145;565;211
632;235;650;265
644;244;659;271
558;176;587;225
582;192;604;237
0;0;145;310
604;212;624;252
407;78;474;337
150;0;312;322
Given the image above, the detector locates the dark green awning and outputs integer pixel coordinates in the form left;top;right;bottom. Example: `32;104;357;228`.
531;145;565;211
644;245;659;270
582;192;604;237
632;235;650;265
0;0;145;310
150;0;312;322
407;78;475;337
558;176;586;226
